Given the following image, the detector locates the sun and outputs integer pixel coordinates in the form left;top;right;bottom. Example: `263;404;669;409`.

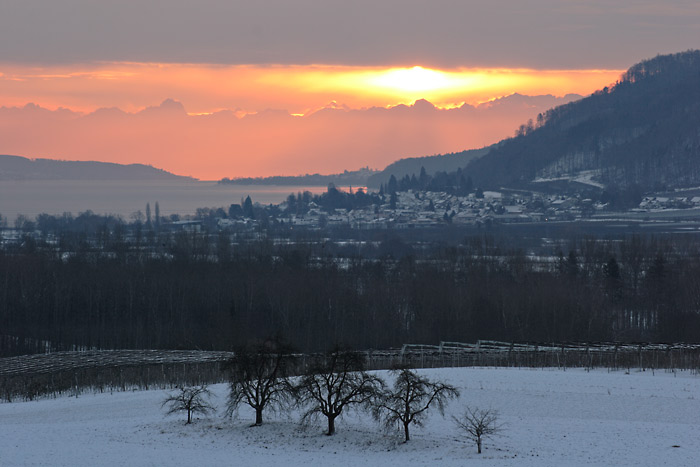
370;66;452;93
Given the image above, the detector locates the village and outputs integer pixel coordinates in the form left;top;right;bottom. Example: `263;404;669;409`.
7;186;700;250
275;189;578;229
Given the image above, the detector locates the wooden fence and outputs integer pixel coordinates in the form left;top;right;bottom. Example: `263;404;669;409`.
2;341;699;402
0;350;234;402
374;341;700;371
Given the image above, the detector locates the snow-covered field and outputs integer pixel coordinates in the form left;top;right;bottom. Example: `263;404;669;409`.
2;367;699;466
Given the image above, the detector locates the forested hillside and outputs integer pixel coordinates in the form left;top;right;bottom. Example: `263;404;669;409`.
366;147;489;188
462;50;700;192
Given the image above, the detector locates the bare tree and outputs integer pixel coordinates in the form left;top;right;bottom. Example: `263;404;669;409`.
452;407;502;454
296;348;383;435
161;385;214;424
373;366;459;442
225;340;296;426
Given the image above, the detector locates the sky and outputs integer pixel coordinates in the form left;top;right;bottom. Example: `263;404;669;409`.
1;0;698;179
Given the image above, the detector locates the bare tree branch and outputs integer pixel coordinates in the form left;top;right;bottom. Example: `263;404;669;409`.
452;407;502;454
296;347;383;435
372;366;459;442
161;385;214;424
224;339;296;426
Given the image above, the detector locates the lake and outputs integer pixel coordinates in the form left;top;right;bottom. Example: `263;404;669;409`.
0;180;328;221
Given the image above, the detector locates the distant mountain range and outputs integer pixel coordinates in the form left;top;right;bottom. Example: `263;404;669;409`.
0;155;193;181
0;93;582;180
457;50;700;194
7;47;696;197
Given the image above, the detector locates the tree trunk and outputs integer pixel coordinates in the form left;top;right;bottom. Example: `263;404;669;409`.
404;422;410;442
187;408;192;424
255;407;263;426
327;415;336;435
477;437;482;454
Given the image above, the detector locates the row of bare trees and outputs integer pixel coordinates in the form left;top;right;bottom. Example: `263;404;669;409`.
161;344;500;451
224;343;465;442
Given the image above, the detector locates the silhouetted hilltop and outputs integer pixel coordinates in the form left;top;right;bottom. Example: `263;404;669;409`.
0;155;194;181
462;50;700;193
366;147;490;188
365;93;581;188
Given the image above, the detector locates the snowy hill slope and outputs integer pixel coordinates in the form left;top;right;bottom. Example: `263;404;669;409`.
1;367;699;466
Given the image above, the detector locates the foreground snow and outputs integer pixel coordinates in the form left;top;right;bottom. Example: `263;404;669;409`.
1;367;699;466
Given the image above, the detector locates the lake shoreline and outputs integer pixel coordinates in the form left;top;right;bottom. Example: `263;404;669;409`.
0;179;329;222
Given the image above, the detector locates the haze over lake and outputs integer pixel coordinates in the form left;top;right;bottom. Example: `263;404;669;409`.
0;180;327;221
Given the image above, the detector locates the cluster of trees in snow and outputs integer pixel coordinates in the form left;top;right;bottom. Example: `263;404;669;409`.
163;344;498;451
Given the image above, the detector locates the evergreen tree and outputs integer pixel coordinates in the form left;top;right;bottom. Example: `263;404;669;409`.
154;202;161;230
145;202;152;227
419;166;429;189
387;175;398;194
243;196;255;218
286;193;297;214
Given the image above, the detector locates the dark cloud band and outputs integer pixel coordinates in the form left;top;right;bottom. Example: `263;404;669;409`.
1;0;698;68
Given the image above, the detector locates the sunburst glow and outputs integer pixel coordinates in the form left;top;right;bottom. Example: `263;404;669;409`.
0;61;625;179
0;62;623;115
370;66;453;93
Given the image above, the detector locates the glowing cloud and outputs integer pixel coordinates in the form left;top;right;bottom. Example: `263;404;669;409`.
0;61;624;179
0;62;623;115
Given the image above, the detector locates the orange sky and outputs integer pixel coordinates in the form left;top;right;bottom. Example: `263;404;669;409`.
0;62;623;178
0;62;622;114
1;1;693;179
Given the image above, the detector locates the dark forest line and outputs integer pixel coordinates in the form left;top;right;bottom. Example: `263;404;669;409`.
2;231;700;357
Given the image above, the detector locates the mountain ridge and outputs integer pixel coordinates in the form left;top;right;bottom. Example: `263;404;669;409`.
459;50;700;194
0;154;195;181
366;146;491;188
